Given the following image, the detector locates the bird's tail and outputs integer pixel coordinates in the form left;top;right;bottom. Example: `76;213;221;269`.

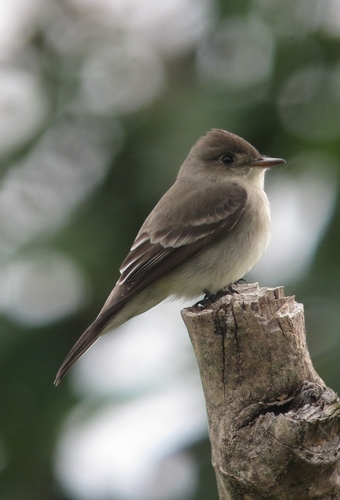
54;281;167;386
54;317;105;386
54;287;128;386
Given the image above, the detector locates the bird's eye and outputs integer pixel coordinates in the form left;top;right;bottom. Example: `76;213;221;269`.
220;154;234;165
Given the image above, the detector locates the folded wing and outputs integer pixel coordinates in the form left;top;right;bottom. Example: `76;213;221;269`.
54;182;247;385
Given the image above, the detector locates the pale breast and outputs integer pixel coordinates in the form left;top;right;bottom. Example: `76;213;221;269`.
167;186;271;298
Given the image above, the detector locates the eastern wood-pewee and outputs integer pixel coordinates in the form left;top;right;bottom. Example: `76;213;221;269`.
55;129;285;385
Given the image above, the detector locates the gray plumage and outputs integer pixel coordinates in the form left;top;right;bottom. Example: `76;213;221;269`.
54;129;285;385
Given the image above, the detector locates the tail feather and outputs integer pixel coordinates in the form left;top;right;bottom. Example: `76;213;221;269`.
54;287;128;386
54;318;103;386
54;279;166;386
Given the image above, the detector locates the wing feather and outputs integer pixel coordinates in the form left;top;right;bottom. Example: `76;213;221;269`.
54;182;247;385
118;182;247;290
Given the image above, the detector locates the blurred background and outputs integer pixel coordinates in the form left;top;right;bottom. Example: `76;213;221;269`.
1;0;340;498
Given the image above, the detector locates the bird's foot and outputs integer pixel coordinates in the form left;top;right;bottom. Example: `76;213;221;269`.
195;283;244;310
195;289;222;310
226;279;248;294
226;284;239;294
203;288;229;300
203;289;213;300
235;278;247;286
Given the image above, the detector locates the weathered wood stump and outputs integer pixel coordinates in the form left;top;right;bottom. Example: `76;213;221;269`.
181;283;340;500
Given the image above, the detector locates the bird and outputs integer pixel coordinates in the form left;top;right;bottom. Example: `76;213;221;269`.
54;129;285;385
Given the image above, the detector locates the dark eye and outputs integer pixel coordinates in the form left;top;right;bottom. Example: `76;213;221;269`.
220;154;234;165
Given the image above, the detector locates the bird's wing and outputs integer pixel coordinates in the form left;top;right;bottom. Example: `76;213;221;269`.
118;182;247;291
54;182;247;385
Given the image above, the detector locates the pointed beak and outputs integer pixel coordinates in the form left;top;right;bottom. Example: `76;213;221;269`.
248;156;286;168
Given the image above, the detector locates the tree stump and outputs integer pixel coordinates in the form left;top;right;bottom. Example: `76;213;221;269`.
181;283;340;500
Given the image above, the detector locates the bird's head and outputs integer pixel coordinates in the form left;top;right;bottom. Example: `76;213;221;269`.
178;129;285;186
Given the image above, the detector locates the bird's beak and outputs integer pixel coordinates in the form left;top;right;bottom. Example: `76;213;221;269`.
248;156;286;168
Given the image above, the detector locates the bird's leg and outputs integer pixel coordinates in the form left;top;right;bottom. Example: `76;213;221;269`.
195;284;242;310
204;288;230;301
235;278;247;285
227;283;240;294
195;289;221;310
227;278;248;294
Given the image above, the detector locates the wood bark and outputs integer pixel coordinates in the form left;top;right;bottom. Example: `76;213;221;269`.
181;283;340;500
